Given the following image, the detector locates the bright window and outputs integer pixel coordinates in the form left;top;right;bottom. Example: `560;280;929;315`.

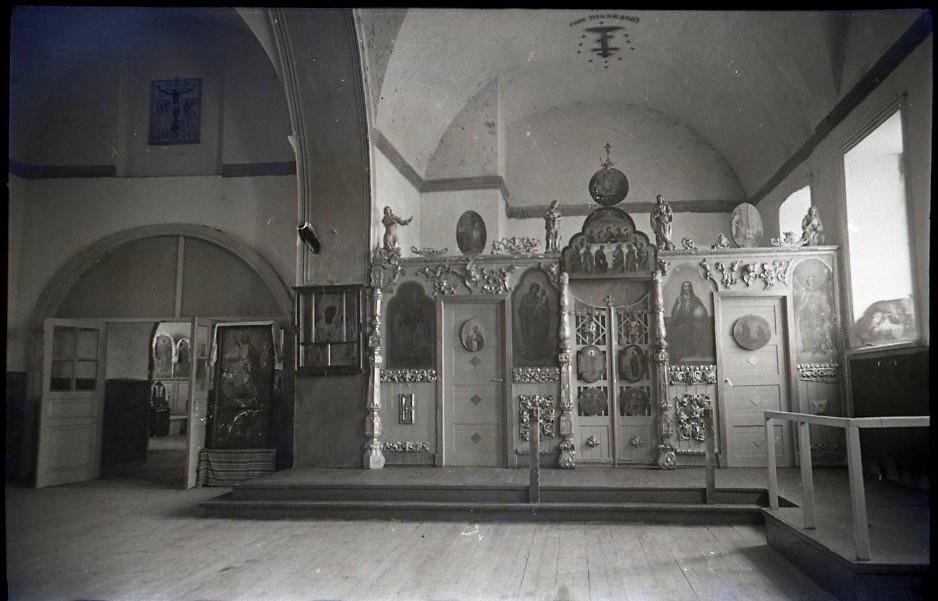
843;109;917;348
778;185;811;239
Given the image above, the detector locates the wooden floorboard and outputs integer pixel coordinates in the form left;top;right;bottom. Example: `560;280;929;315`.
5;478;849;601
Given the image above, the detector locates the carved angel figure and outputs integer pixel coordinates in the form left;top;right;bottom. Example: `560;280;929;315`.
382;206;413;252
651;194;675;250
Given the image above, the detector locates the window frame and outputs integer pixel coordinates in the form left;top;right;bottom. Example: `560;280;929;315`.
837;95;922;354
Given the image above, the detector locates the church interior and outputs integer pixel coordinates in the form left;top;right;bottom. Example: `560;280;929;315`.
5;7;931;601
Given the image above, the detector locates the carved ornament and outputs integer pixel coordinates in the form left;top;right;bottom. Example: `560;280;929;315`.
740;260;791;290
797;363;839;380
491;236;542;257
380;369;438;383
539;261;561;289
681;237;698;252
675;393;711;442
629;434;647;447
417;259;516;296
668;364;717;385
383;441;431;453
370;246;403;291
466;259;516;294
519;394;556;440
558;440;576;468
658;412;673;438
513;367;561;383
711;233;730;249
657;444;677;469
411;246;448;257
585;435;600;448
700;258;790;290
771;232;803;248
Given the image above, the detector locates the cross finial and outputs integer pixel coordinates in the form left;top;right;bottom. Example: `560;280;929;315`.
601;142;614;168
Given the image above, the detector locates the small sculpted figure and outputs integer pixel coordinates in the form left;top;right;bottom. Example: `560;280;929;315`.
651;194;675;250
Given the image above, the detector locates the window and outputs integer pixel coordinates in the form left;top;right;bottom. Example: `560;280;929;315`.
778;185;811;238
843;109;917;348
50;327;99;391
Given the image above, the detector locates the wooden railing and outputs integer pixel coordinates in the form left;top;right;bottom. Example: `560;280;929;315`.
764;410;930;561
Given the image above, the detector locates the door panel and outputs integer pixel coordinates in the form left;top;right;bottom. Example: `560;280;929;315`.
444;302;504;466
719;297;793;467
185;317;214;489
36;319;106;488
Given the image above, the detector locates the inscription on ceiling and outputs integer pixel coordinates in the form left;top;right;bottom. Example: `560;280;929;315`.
570;13;639;69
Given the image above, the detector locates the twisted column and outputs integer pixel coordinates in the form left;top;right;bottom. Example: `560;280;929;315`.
364;286;385;469
557;272;576;469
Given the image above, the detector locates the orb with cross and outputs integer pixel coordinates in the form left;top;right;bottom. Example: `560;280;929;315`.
588;142;630;206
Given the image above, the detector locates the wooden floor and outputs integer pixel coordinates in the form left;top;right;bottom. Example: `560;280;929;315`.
5;477;838;601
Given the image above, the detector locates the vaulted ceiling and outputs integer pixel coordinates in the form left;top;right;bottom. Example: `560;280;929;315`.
359;9;921;207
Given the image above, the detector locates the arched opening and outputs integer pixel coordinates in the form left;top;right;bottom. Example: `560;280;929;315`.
23;224;295;486
778;185;812;238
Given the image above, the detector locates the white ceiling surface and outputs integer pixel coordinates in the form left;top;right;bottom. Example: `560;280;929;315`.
368;9;920;203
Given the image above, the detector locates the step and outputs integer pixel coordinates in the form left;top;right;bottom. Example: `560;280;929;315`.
226;483;775;506
199;496;767;524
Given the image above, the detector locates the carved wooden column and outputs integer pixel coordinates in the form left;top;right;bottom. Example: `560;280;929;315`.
557;272;576;469
652;268;675;469
364;285;385;469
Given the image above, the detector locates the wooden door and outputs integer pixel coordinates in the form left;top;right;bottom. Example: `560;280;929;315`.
185;317;214;489
35;319;107;488
717;296;794;467
614;297;655;464
444;301;505;466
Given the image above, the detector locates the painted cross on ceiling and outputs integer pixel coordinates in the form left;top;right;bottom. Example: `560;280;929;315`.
571;13;639;70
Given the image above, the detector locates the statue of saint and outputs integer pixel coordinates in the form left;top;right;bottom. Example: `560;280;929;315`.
544;200;561;251
801;206;825;246
382;206;413;252
651;194;675;250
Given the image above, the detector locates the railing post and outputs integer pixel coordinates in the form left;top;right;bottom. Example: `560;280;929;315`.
845;424;871;560
529;402;540;504
798;421;816;529
765;415;779;510
704;406;716;504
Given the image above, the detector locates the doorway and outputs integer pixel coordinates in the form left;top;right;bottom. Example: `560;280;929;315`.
571;292;656;465
716;294;795;467
442;299;506;466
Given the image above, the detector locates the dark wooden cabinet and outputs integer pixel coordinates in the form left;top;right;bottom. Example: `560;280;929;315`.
850;348;929;488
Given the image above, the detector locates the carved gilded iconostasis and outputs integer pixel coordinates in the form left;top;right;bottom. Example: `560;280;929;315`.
364;142;847;470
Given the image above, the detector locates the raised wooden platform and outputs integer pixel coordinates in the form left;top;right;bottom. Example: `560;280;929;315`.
199;466;796;523
762;473;929;601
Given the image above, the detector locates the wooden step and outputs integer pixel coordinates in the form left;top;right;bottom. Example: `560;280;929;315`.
226;483;777;506
199;495;767;524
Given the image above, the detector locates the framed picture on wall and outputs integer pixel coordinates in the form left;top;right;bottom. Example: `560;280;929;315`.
294;285;364;375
